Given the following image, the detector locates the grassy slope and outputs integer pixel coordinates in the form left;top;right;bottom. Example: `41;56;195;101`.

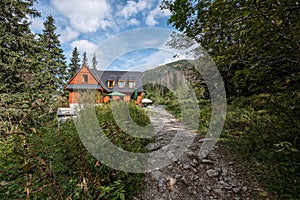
0;102;152;199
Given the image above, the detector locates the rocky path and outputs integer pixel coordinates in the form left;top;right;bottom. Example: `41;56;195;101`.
136;106;263;200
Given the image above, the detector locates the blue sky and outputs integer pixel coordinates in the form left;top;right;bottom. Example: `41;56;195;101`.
30;0;189;71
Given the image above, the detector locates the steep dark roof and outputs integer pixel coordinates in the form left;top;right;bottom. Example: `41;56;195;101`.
64;65;144;93
89;69;143;93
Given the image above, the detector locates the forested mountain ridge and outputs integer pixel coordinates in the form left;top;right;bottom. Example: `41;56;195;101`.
143;59;208;101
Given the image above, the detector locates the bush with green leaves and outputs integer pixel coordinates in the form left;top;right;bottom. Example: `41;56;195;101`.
222;94;299;199
0;102;151;199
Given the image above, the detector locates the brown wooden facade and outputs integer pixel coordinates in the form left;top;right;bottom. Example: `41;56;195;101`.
64;65;143;107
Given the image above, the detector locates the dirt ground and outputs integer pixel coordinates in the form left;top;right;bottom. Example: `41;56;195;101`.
135;106;269;200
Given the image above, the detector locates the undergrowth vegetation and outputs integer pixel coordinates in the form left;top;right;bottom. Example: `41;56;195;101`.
222;94;300;199
0;102;151;199
146;85;299;199
200;96;299;199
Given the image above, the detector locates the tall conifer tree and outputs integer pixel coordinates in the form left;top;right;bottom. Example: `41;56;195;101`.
0;1;57;190
0;0;48;136
92;53;98;69
82;51;88;67
39;15;67;93
68;46;81;80
0;0;40;93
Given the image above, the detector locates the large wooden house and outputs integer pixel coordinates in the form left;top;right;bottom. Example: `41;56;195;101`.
64;65;143;109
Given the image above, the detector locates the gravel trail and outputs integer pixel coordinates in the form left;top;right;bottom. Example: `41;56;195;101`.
136;106;267;200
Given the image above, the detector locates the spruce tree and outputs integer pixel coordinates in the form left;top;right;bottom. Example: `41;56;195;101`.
0;1;56;193
68;46;81;80
82;51;88;67
39;15;68;94
0;0;40;94
0;0;48;136
92;53;98;69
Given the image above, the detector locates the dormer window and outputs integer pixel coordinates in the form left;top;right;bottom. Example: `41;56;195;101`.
82;74;88;83
128;80;136;88
118;80;125;88
108;80;115;88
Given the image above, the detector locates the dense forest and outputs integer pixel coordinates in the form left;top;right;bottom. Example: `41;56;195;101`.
0;0;299;199
143;0;299;198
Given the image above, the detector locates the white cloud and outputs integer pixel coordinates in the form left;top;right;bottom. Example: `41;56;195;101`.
31;0;175;68
51;0;114;33
59;27;80;43
145;5;171;26
128;18;140;26
136;0;150;11
113;17;140;28
71;40;97;54
71;40;103;66
117;0;150;19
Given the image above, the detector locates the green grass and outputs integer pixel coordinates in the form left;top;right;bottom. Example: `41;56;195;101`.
222;95;300;199
0;101;152;199
165;94;299;200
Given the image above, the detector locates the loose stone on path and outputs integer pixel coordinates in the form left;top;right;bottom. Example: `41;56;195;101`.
136;106;259;200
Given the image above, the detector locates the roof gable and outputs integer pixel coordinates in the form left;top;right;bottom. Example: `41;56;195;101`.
64;65;103;90
65;65;143;93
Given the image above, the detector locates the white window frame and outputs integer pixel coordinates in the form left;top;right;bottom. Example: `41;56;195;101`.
118;80;125;88
128;80;136;88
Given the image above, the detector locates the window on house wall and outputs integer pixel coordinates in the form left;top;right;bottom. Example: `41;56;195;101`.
82;74;88;83
128;80;136;88
108;80;115;88
118;80;125;88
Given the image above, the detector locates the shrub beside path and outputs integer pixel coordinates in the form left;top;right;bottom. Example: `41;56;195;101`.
136;106;269;200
